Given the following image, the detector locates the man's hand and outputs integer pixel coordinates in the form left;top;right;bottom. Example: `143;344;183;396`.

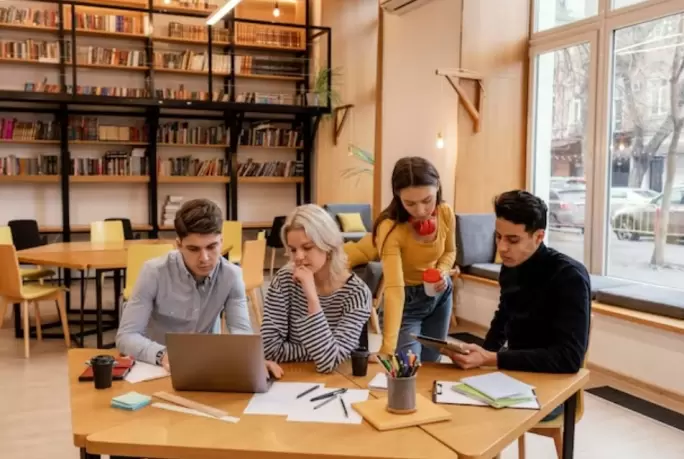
265;360;284;379
444;343;497;370
161;352;171;372
435;268;460;293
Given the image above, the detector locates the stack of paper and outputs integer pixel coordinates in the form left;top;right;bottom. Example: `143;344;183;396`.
111;391;152;411
453;372;539;409
368;372;388;390
124;361;170;384
244;382;369;424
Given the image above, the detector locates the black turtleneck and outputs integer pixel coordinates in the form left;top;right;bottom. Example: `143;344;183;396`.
483;243;591;373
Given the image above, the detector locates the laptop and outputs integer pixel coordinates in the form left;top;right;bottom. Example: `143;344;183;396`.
165;333;273;393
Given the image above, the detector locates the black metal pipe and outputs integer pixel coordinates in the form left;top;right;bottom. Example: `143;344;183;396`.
228;11;236;103
57;0;67;92
146;0;155;98
70;4;77;96
147;107;159;238
208;25;214;99
234;17;329;31
58;105;70;242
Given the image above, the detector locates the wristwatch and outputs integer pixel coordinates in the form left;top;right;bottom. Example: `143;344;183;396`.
155;349;166;366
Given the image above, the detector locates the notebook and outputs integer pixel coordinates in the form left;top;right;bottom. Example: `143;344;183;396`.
78;356;135;382
432;380;540;410
460;372;535;400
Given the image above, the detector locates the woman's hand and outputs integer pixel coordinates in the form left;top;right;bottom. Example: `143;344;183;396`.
293;265;316;294
265;360;284;379
435;268;459;292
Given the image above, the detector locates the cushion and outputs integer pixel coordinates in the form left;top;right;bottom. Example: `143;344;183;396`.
465;263;501;281
594;284;684;320
324;204;372;232
337;213;366;233
589;275;634;297
455;213;497;267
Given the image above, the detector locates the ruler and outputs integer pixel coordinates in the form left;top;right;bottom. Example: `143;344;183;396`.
152;391;229;419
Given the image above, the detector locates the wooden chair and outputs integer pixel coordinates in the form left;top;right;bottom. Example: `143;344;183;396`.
0;244;71;358
517;317;594;458
222;221;242;264
266;216;287;278
241;238;267;327
0;226;55;282
90;220;125;243
122;243;175;301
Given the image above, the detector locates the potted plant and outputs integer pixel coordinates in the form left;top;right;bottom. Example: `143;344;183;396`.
306;66;343;108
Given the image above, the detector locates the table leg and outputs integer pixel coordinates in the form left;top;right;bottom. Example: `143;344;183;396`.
80;269;86;348
114;269;122;327
65;268;73;313
79;448;100;459
562;391;578;459
96;269;103;349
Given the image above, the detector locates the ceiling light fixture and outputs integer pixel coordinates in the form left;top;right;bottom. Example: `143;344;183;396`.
206;0;242;26
273;1;280;17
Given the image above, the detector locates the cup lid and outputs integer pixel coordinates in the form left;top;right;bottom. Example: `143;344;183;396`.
91;355;116;365
422;268;442;283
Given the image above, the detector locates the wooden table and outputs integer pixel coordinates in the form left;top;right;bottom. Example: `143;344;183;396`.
68;349;589;459
68;350;459;459
337;362;589;459
16;241;232;348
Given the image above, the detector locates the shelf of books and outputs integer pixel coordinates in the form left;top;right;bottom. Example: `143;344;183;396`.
0;0;324;233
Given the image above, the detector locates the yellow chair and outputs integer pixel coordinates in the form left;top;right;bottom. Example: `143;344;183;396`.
123;243;175;300
0;225;55;281
517;317;594;458
222;221;242;264
90;220;125;243
241;238;266;327
0;244;71;358
257;230;266;240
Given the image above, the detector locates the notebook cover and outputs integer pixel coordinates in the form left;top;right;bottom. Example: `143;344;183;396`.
351;394;452;431
78;356;135;382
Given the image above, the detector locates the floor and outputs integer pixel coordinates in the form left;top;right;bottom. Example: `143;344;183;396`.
2;278;684;459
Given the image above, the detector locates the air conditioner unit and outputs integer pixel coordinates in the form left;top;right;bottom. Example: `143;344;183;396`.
380;0;435;15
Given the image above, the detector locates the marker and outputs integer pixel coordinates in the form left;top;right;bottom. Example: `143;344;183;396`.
339;395;349;418
296;384;320;399
310;387;347;402
313;394;337;410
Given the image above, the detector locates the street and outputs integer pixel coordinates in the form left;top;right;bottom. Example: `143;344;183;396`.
549;228;684;289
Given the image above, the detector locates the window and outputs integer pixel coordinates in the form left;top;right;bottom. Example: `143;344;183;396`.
535;0;598;32
612;0;648;10
532;42;591;262
607;11;684;290
613;97;624;131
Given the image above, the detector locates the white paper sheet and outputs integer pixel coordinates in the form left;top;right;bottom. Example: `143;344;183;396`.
152;402;239;423
368;372;388;390
243;382;325;416
460;372;536;400
286;389;369;425
124;361;170;384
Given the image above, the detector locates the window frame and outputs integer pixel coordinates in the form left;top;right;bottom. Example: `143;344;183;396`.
527;0;684;276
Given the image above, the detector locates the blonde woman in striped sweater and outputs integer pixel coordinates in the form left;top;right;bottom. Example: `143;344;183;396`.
261;204;372;373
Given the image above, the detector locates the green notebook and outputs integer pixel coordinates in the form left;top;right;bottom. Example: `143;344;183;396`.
451;383;538;409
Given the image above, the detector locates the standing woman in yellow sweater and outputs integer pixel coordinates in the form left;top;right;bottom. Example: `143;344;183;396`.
373;156;457;361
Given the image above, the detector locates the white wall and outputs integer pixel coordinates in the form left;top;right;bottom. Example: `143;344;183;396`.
459;279;684;397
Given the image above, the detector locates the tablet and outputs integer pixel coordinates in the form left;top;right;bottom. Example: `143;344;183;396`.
411;334;471;355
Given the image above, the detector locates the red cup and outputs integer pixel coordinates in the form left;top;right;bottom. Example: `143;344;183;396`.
422;268;442;297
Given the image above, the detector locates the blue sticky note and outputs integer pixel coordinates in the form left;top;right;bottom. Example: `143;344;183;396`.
111;391;151;411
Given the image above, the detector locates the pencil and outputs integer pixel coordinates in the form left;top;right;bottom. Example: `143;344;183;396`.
296;384;320;399
339;395;349;418
313;394;337;410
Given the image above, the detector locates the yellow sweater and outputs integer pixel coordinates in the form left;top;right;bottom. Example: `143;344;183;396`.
375;203;456;355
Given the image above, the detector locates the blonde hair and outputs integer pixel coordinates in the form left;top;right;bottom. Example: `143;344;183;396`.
281;204;348;280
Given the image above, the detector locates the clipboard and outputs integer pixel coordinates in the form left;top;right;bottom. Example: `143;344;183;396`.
431;381;540;410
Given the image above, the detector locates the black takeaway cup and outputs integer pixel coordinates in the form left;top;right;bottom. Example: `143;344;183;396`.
90;355;116;389
351;349;370;377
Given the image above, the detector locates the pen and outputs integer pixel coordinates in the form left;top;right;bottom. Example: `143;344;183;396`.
339;395;349;418
310;388;347;402
313;394;337;410
296;384;320;399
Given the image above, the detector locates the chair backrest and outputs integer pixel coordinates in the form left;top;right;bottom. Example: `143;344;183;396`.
7;219;43;250
0;244;24;299
90;220;125;243
124;244;175;298
222;220;242;261
266;216;287;249
0;226;13;245
257;230;266;240
242;238;266;290
106;218;134;240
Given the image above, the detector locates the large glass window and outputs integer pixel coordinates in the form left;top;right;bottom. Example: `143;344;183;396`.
532;42;591;262
612;0;649;10
535;0;598;32
607;11;684;289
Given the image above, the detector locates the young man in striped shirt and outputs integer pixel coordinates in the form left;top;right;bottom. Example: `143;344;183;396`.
261;204;372;373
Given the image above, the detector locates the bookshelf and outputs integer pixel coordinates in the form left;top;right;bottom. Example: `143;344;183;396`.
0;0;329;244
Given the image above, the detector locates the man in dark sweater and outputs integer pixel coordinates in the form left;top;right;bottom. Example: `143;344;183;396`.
447;190;591;375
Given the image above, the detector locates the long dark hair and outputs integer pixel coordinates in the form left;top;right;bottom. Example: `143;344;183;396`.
372;156;443;249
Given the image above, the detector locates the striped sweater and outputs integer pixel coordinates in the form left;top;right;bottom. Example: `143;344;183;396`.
261;265;372;373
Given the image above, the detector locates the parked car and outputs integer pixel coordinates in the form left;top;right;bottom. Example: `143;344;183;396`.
611;186;684;241
550;176;586;190
609;187;659;217
549;188;586;230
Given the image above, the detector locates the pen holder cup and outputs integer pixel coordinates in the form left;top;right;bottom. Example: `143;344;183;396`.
386;375;417;414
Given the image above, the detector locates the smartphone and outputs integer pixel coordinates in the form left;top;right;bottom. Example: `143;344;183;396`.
411;333;471;355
